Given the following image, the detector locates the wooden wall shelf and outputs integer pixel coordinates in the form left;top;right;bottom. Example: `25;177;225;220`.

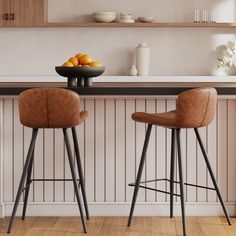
2;21;236;28
45;22;236;28
2;22;236;28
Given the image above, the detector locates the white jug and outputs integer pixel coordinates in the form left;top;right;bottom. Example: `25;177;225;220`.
135;43;150;76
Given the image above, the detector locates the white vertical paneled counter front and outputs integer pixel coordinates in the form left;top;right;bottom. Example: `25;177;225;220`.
0;79;236;218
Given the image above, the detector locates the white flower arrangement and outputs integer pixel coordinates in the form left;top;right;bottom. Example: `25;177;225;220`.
218;41;236;70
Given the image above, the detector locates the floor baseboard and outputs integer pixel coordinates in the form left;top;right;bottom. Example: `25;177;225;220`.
2;202;236;218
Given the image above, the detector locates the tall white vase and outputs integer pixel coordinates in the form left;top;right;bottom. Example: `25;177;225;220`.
135;43;150;76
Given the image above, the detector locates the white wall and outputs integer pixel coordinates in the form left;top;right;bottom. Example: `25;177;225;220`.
48;0;236;23
0;0;236;77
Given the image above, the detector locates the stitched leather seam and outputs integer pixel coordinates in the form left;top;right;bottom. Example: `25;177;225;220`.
200;90;210;127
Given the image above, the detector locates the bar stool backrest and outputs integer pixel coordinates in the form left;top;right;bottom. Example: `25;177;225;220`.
19;88;82;128
176;87;217;128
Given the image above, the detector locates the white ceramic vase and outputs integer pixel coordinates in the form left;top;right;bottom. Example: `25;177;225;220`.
135;43;150;76
212;67;228;76
129;65;138;76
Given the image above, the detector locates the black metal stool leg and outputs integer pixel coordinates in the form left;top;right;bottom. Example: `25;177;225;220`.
176;129;187;236
72;127;90;220
63;128;87;233
170;129;176;218
7;128;38;233
128;124;152;227
22;149;35;220
194;128;231;225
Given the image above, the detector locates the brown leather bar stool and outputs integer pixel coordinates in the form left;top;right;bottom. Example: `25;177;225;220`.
7;88;89;233
127;87;231;236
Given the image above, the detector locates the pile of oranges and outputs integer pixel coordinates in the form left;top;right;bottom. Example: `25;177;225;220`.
61;53;103;68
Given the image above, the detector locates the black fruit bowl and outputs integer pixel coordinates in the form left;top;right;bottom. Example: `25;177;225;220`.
55;66;105;87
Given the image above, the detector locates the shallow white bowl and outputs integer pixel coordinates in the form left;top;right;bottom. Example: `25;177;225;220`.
120;15;133;20
93;12;117;23
138;17;155;23
118;19;135;23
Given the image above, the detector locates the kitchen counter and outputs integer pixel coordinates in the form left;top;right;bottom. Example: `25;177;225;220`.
1;82;236;95
2;75;236;83
0;80;236;218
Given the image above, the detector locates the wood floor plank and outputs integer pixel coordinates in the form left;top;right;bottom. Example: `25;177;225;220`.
0;217;235;235
224;226;235;236
86;217;104;234
198;217;223;225
200;224;227;236
176;222;201;236
126;217;149;232
53;217;87;233
100;217;126;236
0;217;35;232
221;215;236;236
175;216;199;223
30;217;58;228
221;216;236;224
148;217;176;235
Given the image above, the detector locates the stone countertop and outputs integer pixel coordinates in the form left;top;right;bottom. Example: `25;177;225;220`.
0;82;235;96
2;76;236;83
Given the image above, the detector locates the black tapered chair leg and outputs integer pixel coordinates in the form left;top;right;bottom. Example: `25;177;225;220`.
22;149;35;220
63;129;87;233
194;128;231;225
176;129;187;236
7;129;38;233
72;127;90;220
128;124;152;227
170;129;176;218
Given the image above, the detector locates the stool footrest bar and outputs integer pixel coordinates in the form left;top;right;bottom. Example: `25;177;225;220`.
129;183;181;197
31;179;80;182
129;178;216;191
21;179;81;193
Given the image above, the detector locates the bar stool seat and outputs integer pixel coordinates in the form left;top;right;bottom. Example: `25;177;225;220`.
132;111;177;128
19;88;88;128
132;87;217;128
128;87;231;236
8;88;89;234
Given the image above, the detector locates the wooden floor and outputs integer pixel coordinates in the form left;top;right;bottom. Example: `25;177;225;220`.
0;217;235;235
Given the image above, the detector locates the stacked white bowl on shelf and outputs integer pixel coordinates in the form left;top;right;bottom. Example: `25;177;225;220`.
138;17;155;23
93;12;117;23
119;13;135;23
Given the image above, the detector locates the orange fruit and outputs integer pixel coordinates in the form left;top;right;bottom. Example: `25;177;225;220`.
68;57;79;67
79;55;92;65
62;62;74;67
75;53;85;60
89;61;102;67
83;65;90;67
